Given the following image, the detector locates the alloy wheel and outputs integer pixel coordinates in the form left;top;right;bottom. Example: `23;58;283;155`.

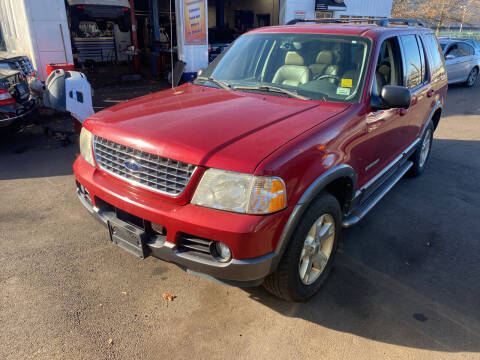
468;68;478;87
298;214;335;285
419;128;433;168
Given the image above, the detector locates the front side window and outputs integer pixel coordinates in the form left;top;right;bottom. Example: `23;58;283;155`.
195;33;372;103
372;37;404;95
445;42;472;58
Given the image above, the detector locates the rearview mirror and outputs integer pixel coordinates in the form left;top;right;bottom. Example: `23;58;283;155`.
371;85;411;110
445;54;455;60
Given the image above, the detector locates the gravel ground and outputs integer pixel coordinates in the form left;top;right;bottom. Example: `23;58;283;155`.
0;82;479;360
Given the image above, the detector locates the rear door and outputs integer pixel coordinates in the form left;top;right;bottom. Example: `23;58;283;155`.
398;34;431;143
456;42;476;81
445;42;471;83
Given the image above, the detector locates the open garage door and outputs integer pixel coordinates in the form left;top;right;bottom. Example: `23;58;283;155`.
207;0;280;61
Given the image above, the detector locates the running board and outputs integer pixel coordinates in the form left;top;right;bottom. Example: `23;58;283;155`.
342;161;413;228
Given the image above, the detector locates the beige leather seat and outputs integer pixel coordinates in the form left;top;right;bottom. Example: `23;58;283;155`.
272;52;310;87
309;50;339;80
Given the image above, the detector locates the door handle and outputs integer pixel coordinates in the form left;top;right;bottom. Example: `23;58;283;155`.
427;90;435;98
398;108;408;116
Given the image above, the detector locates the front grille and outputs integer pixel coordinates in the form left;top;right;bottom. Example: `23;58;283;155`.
94;136;196;196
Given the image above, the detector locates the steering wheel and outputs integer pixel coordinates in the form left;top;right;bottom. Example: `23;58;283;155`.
314;74;341;82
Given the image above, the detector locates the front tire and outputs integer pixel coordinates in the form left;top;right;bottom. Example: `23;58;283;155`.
263;193;342;302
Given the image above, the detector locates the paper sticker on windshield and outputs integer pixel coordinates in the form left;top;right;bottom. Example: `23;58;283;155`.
337;87;351;96
341;78;353;88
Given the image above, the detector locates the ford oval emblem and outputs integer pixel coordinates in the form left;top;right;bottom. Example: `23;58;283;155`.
124;160;141;172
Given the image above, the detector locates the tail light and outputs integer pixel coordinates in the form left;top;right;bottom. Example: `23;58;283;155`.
0;88;15;106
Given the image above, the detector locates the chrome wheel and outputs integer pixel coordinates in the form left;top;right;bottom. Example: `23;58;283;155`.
298;214;335;285
419;129;432;168
467;68;478;87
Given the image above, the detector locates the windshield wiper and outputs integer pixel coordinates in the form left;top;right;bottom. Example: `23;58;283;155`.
232;85;310;100
196;76;231;90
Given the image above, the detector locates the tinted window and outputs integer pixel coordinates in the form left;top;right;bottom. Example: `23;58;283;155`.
422;34;446;80
416;35;428;83
400;35;423;88
0;26;5;51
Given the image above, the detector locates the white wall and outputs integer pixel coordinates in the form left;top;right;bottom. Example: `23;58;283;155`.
341;0;392;18
25;0;73;80
280;0;315;24
0;0;33;57
279;0;393;24
0;0;73;81
175;0;209;74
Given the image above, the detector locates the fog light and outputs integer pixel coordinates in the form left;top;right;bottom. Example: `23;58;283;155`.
210;241;232;262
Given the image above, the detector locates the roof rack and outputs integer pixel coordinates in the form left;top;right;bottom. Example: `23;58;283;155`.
287;18;426;28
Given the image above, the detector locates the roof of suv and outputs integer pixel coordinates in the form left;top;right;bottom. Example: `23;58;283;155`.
251;23;434;37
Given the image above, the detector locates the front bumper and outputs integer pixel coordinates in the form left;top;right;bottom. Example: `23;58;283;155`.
74;156;290;286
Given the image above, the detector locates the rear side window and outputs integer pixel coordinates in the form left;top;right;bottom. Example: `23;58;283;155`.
422;34;446;80
458;43;474;56
400;35;423;88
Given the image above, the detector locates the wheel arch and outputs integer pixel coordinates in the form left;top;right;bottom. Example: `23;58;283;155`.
273;165;357;259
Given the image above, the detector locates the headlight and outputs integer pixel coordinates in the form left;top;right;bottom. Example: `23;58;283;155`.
79;127;95;166
191;169;286;214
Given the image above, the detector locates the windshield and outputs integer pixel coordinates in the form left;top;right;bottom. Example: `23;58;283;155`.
194;33;371;103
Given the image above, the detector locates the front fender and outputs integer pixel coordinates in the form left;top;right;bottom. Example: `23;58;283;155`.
273;164;357;258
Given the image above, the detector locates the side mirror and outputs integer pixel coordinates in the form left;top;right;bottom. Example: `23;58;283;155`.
371;85;411;110
445;54;455;60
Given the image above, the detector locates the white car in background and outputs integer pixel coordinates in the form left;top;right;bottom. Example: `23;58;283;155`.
439;39;480;87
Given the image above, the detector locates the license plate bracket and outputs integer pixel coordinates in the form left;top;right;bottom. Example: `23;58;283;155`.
108;218;148;259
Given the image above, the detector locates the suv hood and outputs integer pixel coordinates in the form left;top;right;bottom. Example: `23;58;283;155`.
86;84;349;173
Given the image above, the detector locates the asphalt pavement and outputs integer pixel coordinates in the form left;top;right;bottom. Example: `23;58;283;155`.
1;82;479;360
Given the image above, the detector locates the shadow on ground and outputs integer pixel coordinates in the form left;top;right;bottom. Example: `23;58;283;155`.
244;137;480;353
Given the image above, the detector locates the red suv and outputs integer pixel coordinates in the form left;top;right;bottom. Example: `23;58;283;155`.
74;19;447;301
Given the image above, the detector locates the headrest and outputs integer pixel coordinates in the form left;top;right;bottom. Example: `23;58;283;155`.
315;50;333;64
285;51;304;66
378;64;390;78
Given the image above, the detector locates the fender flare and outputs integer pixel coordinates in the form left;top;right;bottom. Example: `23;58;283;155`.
273;164;357;258
421;101;442;137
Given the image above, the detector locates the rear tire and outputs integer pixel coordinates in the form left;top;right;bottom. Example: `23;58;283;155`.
465;67;478;87
409;121;434;177
263;193;342;302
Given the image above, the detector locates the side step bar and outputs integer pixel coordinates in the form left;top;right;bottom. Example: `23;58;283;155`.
342;161;413;228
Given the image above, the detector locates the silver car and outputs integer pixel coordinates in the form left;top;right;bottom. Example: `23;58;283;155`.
439;39;480;87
